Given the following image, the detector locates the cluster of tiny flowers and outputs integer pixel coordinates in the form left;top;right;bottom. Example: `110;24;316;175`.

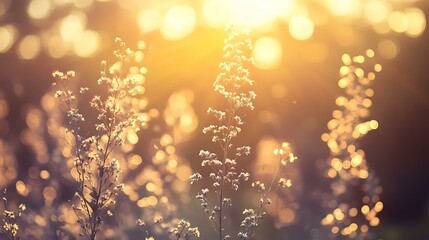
238;142;296;239
0;190;26;240
53;38;145;240
137;217;163;239
320;52;383;239
190;25;254;240
169;220;200;240
274;142;297;166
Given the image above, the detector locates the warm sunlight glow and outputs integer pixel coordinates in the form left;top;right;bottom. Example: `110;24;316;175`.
73;0;93;9
253;37;283;70
0;1;425;239
404;8;426;37
203;0;230;28
73;30;100;57
0;24;16;53
203;0;296;30
17;35;41;60
161;5;196;40
277;0;295;21
137;9;161;33
278;208;295;224
364;0;390;24
289;16;314;40
378;38;399;59
302;42;329;63
27;0;52;20
327;0;360;16
47;35;68;58
228;0;286;29
16;180;29;196
389;11;407;33
59;12;87;43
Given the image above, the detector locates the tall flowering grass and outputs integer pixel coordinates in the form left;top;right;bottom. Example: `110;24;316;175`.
190;25;255;240
190;25;297;240
0;25;384;240
238;142;296;239
52;38;198;240
52;38;146;239
252;137;302;229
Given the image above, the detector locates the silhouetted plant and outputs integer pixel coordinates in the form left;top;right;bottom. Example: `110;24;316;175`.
190;25;255;240
1;189;26;240
189;24;299;240
169;219;200;240
238;142;297;239
52;37;146;240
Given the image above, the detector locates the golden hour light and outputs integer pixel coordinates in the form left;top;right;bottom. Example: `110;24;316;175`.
0;24;17;53
17;35;41;60
0;0;427;239
137;9;162;33
389;11;408;33
59;12;87;43
161;5;196;40
39;169;50;179
278;208;295;225
46;35;68;58
27;0;52;20
364;0;390;24
327;0;360;17
228;0;285;28
73;30;100;57
289;16;314;40
301;42;330;63
404;8;427;37
203;0;297;31
254;137;301;228
378;38;399;59
253;37;283;69
203;0;231;28
73;0;93;9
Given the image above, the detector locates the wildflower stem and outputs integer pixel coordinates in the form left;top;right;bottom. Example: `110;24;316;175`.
246;158;281;238
192;25;254;240
53;38;141;240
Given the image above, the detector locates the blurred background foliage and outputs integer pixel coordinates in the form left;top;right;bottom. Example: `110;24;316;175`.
0;0;429;239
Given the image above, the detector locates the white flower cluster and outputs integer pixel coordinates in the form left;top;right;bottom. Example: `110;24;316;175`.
53;38;146;240
169;219;200;240
190;25;255;240
238;142;297;239
1;189;26;240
